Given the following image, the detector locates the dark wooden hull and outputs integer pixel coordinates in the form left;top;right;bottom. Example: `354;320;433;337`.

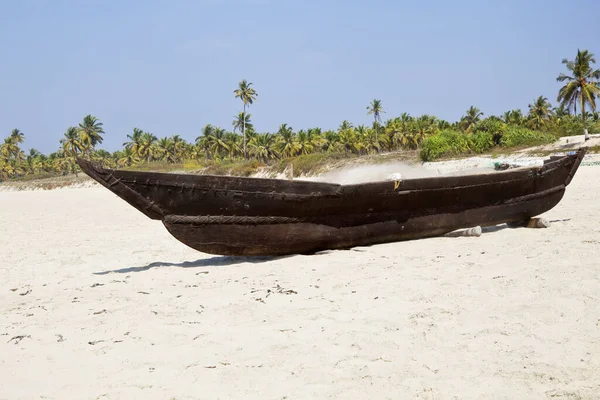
77;148;586;256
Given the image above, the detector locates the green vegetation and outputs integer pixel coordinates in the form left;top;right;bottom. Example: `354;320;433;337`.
1;49;600;181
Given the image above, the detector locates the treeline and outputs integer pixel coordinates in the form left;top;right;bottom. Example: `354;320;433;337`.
1;49;598;180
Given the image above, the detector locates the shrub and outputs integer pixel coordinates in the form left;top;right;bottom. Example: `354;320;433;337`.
278;152;348;177
474;118;506;144
469;131;495;153
499;126;555;147
419;130;470;161
550;116;600;138
203;159;266;176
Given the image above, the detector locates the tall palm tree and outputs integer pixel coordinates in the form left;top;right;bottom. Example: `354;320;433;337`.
366;99;384;142
233;79;258;159
557;49;600;140
78;115;104;155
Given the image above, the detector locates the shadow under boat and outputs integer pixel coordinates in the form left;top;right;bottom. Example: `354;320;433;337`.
94;255;290;275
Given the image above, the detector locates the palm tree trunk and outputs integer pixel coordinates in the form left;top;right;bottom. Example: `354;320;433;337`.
582;96;589;141
375;119;378;143
243;103;247;159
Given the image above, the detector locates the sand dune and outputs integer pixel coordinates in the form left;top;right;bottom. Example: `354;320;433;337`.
1;159;599;399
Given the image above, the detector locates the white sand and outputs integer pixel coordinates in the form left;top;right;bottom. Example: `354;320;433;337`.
1;164;600;399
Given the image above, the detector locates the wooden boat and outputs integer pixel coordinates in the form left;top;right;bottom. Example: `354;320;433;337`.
77;148;586;256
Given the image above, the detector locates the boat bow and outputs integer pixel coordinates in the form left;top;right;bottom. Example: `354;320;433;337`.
76;158;164;220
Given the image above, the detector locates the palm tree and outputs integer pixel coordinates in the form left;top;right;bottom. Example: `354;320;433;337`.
118;148;139;167
502;109;524;125
171;135;186;162
138;132;157;163
337;128;357;156
78;115;104;155
249;133;277;162
208;127;229;159
460;106;483;133
277;123;300;158
123;128;144;155
412;115;439;146
338;120;353;132
527;96;554;130
25;149;41;174
156;137;174;162
60;127;83;155
232;112;253;135
10;129;25;144
224;132;242;159
557;49;600;140
366;99;385;142
233;79;258;159
195;135;212;160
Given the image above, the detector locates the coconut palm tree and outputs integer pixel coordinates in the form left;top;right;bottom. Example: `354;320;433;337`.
156;137;174;162
338;120;353;132
123;128;144;155
208;127;229;159
412;115;439;146
366;99;385;142
10;129;25;145
232;112;253;135
337;128;358;156
385;118;402;151
234;79;258;159
557;49;600;140
61;126;83;154
249;133;277;162
502;110;524;125
195;132;212;160
171;135;185;162
460;106;483;133
78;115;104;155
224;132;242;159
138;132;157;163
276;123;299;158
527;96;554;130
118;148;139;167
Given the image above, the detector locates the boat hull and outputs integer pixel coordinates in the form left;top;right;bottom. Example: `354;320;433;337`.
162;185;565;256
77;148;586;256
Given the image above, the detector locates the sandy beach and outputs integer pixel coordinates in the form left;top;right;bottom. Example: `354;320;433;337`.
1;157;600;399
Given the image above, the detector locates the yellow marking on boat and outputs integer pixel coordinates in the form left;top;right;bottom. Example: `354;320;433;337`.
394;180;401;190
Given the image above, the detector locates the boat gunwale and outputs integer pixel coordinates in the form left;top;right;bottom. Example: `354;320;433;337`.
78;149;584;192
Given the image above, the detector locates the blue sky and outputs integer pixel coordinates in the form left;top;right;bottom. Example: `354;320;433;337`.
1;0;599;153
